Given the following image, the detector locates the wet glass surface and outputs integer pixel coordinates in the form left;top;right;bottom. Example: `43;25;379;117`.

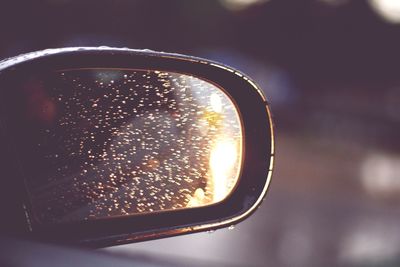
1;69;242;224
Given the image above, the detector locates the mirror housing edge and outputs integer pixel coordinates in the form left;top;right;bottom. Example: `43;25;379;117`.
0;47;274;247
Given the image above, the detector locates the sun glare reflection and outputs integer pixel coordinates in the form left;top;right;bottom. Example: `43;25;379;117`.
209;138;240;203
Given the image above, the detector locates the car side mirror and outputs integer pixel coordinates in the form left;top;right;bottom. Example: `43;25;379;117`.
0;48;274;247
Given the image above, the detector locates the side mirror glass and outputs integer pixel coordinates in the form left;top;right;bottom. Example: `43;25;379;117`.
0;48;273;247
9;68;243;223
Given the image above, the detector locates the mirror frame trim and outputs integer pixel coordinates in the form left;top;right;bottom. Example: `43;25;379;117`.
0;47;274;247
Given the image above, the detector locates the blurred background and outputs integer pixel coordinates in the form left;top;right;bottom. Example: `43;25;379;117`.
2;0;400;266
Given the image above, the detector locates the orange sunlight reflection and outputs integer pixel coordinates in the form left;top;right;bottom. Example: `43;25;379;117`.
209;138;240;203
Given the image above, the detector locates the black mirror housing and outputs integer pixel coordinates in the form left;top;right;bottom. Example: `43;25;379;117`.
0;47;274;247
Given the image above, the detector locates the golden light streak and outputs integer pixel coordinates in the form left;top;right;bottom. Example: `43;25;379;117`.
209;138;239;202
